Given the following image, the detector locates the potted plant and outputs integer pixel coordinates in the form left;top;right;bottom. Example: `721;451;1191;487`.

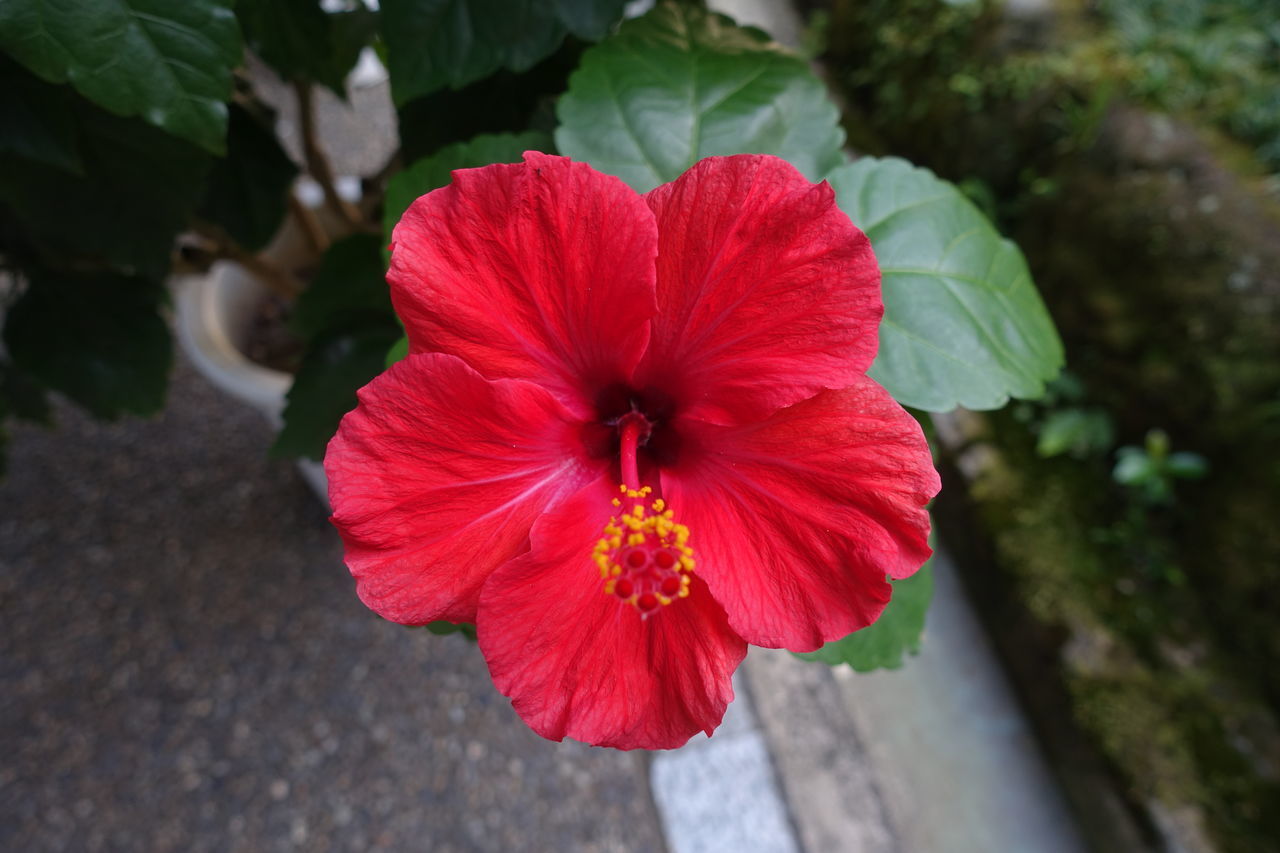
0;0;1062;721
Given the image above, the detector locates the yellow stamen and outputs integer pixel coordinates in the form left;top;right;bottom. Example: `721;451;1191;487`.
592;484;696;616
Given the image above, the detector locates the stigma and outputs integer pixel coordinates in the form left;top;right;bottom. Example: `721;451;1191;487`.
592;485;694;615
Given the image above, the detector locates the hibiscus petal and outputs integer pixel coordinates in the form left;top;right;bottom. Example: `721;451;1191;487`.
478;478;746;750
325;353;600;625
637;154;883;425
661;375;940;651
388;152;658;415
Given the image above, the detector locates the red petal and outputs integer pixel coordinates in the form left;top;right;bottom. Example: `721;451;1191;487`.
388;152;658;416
478;478;746;749
661;375;939;651
637;154;882;425
325;353;600;625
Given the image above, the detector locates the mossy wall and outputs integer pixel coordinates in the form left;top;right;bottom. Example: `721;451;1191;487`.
815;0;1280;849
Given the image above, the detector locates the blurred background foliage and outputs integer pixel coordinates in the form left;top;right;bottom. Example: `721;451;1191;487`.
806;0;1280;848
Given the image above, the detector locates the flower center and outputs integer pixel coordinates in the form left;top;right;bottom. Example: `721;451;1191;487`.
593;486;694;614
590;412;694;614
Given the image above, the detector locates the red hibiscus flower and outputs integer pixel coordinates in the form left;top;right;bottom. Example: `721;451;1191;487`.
325;152;939;750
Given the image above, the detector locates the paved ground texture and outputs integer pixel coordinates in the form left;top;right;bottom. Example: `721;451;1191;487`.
0;360;668;853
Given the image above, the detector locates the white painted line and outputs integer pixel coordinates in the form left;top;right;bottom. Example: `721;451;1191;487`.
650;677;801;853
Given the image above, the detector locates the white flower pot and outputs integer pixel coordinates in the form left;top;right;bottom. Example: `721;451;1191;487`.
172;181;357;506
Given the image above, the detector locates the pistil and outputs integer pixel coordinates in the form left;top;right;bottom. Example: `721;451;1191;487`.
616;412;649;491
594;414;694;615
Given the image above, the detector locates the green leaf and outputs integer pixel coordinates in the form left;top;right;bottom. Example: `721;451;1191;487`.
237;0;378;95
290;234;394;340
3;272;172;419
827;157;1064;412
276;234;399;459
0;56;81;173
1036;408;1113;459
1166;451;1208;480
381;0;625;106
0;98;212;279
425;620;477;640
198;104;299;252
237;0;328;84
1144;428;1169;461
0;360;53;426
329;6;381;87
383;130;554;249
552;0;627;40
381;0;564;103
396;42;577;163
0;0;241;154
554;1;846;193
1113;447;1157;486
797;560;934;672
273;324;402;460
385;336;409;369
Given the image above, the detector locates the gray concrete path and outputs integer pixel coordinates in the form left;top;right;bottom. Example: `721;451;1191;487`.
0;361;1086;853
743;558;1087;853
0;360;667;853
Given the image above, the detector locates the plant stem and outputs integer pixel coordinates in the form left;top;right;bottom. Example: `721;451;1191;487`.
288;192;331;255
220;243;303;301
192;221;303;300
361;148;404;223
293;80;363;232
